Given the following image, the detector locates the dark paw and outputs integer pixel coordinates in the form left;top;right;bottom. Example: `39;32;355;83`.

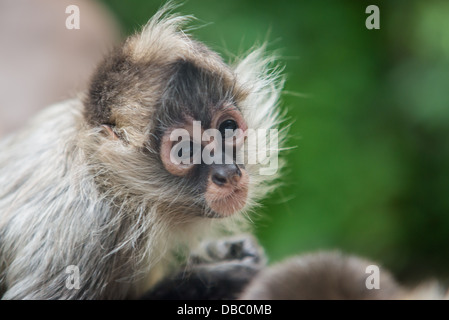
189;235;266;266
141;235;266;300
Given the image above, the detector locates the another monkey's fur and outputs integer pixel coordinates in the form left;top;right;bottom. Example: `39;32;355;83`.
239;251;449;300
0;5;284;299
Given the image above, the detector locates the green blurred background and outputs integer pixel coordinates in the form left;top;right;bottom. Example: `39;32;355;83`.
101;0;449;284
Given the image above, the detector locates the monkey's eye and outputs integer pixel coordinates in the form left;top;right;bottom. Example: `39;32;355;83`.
218;119;238;138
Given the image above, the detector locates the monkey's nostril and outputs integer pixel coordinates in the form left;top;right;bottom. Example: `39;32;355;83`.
212;173;228;186
211;164;242;187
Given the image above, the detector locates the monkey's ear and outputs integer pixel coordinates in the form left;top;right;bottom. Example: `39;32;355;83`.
101;125;119;140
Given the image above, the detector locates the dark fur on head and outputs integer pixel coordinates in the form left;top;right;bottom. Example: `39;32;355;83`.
240;251;449;300
240;251;400;300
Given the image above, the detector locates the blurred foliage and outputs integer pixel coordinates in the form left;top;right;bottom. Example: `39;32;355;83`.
101;0;449;283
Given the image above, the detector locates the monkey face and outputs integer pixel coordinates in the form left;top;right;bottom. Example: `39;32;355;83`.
83;14;284;220
159;105;250;217
152;57;252;218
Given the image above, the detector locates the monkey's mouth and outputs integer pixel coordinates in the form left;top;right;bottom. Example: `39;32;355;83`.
205;171;249;217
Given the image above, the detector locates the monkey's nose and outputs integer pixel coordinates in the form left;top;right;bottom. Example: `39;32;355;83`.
211;164;242;187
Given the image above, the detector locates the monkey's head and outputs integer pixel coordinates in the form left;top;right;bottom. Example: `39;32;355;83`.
82;6;285;221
